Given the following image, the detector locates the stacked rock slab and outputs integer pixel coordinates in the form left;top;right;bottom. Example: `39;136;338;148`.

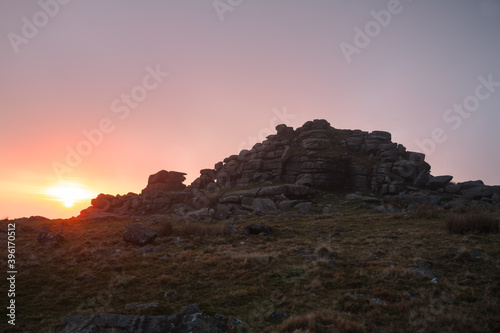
141;170;187;195
191;119;431;195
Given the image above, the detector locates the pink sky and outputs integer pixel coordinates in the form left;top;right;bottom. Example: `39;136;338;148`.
1;0;499;219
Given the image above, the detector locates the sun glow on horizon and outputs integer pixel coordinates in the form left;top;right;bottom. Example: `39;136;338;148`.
42;182;97;208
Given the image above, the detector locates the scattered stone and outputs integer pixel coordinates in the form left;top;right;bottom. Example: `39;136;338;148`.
405;291;418;298
408;267;442;280
460;278;473;284
278;200;300;211
123;223;157;246
294;202;312;209
225;224;239;234
135;247;158;255
252;198;278;215
386;205;400;213
269;310;288;321
125;302;158;310
170;237;182;243
356;195;380;203
214;314;226;321
417;261;433;269
322;206;335;214
37;231;65;245
244;222;273;235
373;205;387;213
346;193;362;200
58;304;227;333
297;206;311;215
227;318;243;329
402;194;442;206
164;290;176;298
370;298;386;305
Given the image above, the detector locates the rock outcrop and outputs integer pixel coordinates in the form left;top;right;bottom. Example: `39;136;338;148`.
191;119;430;194
79;119;500;219
57;304;228;333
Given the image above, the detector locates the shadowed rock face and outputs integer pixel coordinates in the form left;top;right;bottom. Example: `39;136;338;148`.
78;119;500;219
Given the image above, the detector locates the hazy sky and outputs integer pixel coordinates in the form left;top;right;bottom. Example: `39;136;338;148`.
1;0;499;219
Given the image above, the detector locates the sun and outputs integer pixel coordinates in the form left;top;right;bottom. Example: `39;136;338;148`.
43;182;97;208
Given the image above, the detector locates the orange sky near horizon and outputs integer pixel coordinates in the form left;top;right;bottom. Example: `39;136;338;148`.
1;1;500;219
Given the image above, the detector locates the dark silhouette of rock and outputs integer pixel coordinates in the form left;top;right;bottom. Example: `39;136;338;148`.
142;170;187;195
458;180;485;189
426;175;453;190
79;119;500;218
462;185;494;199
91;193;113;211
445;183;461;194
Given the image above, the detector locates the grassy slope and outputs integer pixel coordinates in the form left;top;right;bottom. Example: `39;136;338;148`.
1;207;499;332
